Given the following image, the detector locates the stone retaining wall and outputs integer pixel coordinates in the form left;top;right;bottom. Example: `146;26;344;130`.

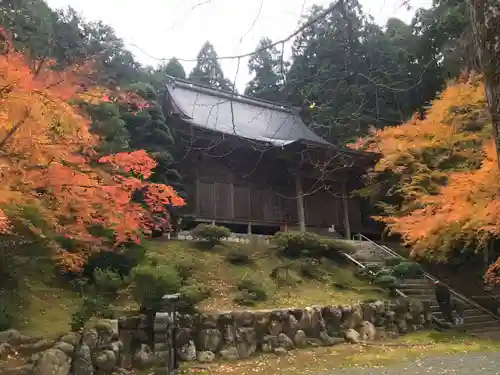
157;298;431;363
176;230;271;244
0;299;432;375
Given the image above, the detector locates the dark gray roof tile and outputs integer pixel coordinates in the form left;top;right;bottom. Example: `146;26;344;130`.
166;79;330;147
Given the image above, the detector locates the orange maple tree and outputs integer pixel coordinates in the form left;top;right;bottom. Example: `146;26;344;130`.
0;29;184;271
350;75;497;264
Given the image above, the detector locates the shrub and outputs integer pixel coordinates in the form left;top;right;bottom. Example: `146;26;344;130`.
192;224;231;246
391;261;423;278
320;238;357;256
69;276;90;296
297;259;327;280
373;274;398;289
93;268;124;297
173;260;198;282
273;231;322;258
225;247;253;266
355;267;373;279
385;257;404;267
331;268;357;289
70;295;113;331
375;268;394;278
234;278;268;306
178;283;211;311
270;265;302;287
83;243;146;279
364;262;384;273
273;231;354;259
132;264;182;311
0;298;15;331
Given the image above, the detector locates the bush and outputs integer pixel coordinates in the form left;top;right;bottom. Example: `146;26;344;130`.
375;268;394;278
132;264;182;311
225;247;253;266
178;282;211;311
364;262;384;273
0;298;15;331
270;265;302;287
385;258;404;267
331;268;357;289
69;277;90;296
93;268;124;297
320;238;357;256
83;243;146;279
297;259;327;280
70;295;113;331
355;267;373;280
391;261;423;278
273;231;322;258
373;274;397;289
234;278;268;306
273;231;354;259
173;260;198;282
192;224;231;246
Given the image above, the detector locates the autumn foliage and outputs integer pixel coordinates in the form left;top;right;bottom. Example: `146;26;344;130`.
351;75;499;265
0;31;183;271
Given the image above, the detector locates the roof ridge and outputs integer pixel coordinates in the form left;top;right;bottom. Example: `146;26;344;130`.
165;75;298;114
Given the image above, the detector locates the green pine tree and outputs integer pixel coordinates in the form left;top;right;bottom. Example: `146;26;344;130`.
162;57;186;79
189;41;233;91
244;38;287;101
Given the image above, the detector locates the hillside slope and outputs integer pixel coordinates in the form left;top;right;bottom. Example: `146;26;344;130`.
6;238;384;337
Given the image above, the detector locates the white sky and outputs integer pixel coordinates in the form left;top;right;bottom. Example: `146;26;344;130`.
46;0;432;90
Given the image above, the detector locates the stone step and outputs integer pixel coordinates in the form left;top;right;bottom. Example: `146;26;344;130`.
434;309;490;319
397;285;435;297
407;295;434;302
430;305;479;313
398;278;430;285
470;327;500;337
360;261;386;266
462;320;500;332
398;283;433;289
433;312;497;324
351;240;500;334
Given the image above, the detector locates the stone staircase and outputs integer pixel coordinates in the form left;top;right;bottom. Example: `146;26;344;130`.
346;239;500;337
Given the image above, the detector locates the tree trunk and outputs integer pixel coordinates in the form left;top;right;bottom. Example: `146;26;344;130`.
468;0;500;167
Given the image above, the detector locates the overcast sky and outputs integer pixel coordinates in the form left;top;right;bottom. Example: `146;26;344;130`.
45;0;432;90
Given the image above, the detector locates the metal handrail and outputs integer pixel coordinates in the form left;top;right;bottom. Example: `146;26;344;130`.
353;233;500;322
341;252;406;298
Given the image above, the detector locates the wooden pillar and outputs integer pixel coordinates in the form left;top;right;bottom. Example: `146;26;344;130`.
295;175;306;232
341;179;351;239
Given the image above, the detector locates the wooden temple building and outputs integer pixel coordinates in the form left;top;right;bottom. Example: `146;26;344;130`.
163;78;380;238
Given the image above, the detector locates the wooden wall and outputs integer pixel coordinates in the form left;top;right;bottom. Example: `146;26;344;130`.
178;151;364;232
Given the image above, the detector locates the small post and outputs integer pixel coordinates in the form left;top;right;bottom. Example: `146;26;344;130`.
341;180;351;240
162;293;181;375
295;175;306;232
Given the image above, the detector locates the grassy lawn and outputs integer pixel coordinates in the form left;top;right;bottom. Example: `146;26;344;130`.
14;280;82;338
143;239;384;311
178;331;500;375
7;238;383;337
5;244;82;338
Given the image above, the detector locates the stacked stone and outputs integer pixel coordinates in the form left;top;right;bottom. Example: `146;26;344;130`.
152;312;173;367
0;299;433;374
167;299;432;363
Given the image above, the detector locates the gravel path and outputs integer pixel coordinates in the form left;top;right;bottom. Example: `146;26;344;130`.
319;352;500;375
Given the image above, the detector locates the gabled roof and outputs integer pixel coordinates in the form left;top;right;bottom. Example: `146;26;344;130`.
164;77;330;147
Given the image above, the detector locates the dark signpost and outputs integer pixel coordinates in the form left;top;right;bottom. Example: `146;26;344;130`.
162;293;180;375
